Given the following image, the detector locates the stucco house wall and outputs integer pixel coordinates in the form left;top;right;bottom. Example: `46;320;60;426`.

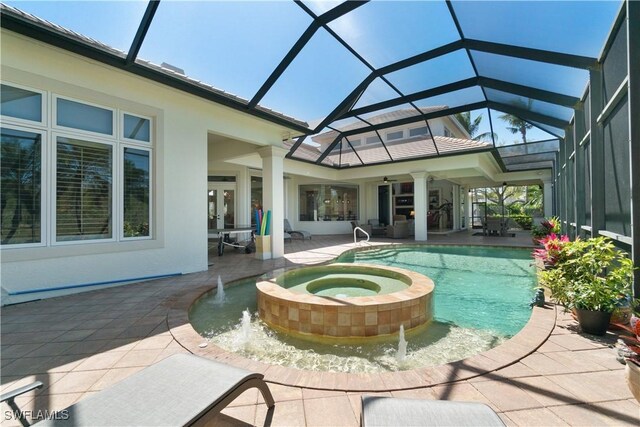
1;31;294;303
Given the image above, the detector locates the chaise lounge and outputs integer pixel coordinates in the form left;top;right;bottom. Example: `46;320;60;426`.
361;396;505;426
2;354;274;426
284;218;312;240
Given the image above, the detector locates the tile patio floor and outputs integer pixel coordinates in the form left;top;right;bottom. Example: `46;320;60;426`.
1;231;639;426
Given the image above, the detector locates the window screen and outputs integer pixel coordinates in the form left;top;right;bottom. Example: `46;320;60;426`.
602;98;630;236
1;127;41;244
602;23;627;105
56;137;113;241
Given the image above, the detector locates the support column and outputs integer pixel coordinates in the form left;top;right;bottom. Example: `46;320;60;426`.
590;66;605;235
574;103;586;238
543;180;553;218
411;172;428;241
452;184;460;230
627;0;640;297
258;146;288;259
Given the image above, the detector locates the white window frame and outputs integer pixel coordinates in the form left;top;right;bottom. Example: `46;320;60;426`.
409;126;429;137
121;111;153;144
51;131;118;246
0;82;47;128
52;94;116;139
1;85;155;249
365;135;381;145
0;124;48;249
120;144;153;241
386;130;404;141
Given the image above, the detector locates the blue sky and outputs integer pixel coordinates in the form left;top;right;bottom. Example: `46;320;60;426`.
6;0;623;144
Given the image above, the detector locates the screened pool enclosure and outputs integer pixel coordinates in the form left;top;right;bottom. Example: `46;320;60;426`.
0;0;638;295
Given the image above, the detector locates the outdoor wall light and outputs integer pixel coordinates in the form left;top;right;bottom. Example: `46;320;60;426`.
383;176;388;183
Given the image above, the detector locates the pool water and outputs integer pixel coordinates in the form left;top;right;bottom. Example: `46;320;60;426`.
277;269;409;297
337;245;535;336
190;245;535;373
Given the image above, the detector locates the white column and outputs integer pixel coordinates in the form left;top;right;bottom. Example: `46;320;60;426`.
452;184;460;230
411;172;428;241
258;146;288;259
543;181;553;218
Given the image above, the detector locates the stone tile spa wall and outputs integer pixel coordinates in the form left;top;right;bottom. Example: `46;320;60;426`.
256;264;434;340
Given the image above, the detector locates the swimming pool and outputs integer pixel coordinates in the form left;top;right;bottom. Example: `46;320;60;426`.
189;245;535;373
337;245;535;336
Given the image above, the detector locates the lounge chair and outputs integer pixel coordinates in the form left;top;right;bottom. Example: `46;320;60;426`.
386;215;409;239
367;219;385;236
7;354;274;426
284;218;312;240
361;396;505;426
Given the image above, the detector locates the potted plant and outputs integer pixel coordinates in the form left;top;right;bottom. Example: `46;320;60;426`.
531;216;561;245
538;236;634;335
533;233;570;270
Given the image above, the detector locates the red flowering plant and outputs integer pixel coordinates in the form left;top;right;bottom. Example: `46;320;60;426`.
533;233;570;268
531;216;561;242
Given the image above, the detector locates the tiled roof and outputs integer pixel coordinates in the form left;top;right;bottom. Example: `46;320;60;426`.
326;135;491;166
286;133;492;167
316;107;449;140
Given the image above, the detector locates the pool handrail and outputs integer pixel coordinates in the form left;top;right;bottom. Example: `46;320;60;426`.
353;226;370;244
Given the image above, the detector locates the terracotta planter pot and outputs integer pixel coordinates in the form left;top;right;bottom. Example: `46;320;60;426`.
575;308;612;335
626;360;640;403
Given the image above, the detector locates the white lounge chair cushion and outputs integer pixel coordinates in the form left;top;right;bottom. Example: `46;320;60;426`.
361;396;505;427
38;354;273;426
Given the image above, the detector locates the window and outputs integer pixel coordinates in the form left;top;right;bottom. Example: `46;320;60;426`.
386;130;403;141
1;127;42;245
56;97;114;135
409;126;429;137
123;113;151;142
0;84;154;247
348;138;361;147
298;184;358;221
56;137;113;241
366;135;381;145
444;126;453;137
123;148;150;238
1;84;43;123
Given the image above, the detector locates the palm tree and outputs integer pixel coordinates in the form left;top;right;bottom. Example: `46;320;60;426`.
453;112;497;142
498;100;534;144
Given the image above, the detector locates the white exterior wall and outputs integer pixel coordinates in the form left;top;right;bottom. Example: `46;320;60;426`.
1;32;291;302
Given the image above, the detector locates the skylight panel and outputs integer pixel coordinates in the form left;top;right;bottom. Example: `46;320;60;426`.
328;0;460;68
138;1;312;102
451;0;622;57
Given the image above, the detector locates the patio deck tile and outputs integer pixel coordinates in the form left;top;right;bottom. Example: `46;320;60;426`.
256;398;306;426
502;407;570;426
470;379;544;412
303;394;359;427
2;233;639;426
549;402;639;426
